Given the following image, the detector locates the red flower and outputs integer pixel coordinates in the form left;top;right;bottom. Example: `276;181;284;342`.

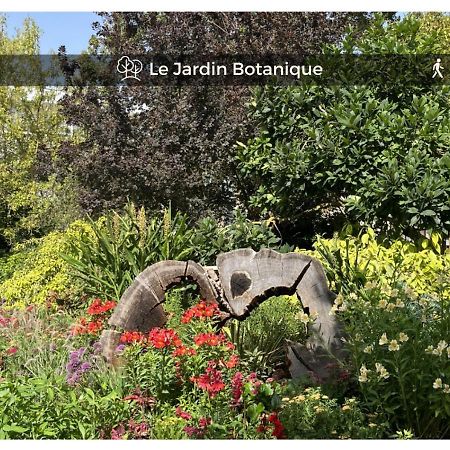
87;319;104;334
87;298;116;316
192;362;225;397
181;300;219;323
148;328;182;349
231;372;244;406
120;331;146;344
268;413;285;439
123;390;156;408
172;345;197;357
6;347;17;355
225;354;239;369
175;407;192;420
194;332;227;347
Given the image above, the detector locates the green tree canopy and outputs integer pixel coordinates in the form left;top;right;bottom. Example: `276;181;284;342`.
0;16;78;250
236;14;450;245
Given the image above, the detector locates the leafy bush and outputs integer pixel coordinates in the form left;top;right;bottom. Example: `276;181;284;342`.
306;229;450;299
278;386;384;439
0;221;91;308
64;204;284;300
225;295;308;377
307;231;450;438
236;14;450;243
0;375;132;439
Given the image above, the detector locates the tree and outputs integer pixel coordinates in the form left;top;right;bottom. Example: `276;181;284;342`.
58;12;379;221
236;14;450;245
0;17;79;250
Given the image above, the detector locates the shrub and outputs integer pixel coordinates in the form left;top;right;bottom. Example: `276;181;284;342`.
64;203;284;300
309;231;450;438
278;386;384;439
0;221;91;308
224;295;308;378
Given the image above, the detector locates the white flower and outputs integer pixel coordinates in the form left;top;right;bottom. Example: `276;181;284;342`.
375;363;390;380
298;312;310;325
388;340;400;352
348;292;358;300
358;365;370;383
399;333;409;342
390;289;399;298
363;345;374;354
437;341;448;352
433;378;443;390
443;384;450;394
395;300;405;308
432;348;442;356
425;345;434;354
379;333;388;345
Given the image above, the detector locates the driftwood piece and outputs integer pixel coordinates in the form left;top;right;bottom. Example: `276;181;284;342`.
100;260;217;362
100;248;344;380
217;248;344;379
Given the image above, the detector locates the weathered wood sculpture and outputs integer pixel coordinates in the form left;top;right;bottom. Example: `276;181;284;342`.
100;249;344;381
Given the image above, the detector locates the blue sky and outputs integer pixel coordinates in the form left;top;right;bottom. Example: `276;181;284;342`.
3;12;99;53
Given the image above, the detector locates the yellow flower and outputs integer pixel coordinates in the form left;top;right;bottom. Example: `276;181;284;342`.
365;281;376;289
433;378;443;389
311;393;321;401
432;348;442;356
281;397;290;402
369;423;377;428
386;303;396;312
378;299;388;309
398;333;409;342
388;340;400;352
341;405;351;411
297;312;310;325
314;406;324;413
334;294;343;306
379;333;388;345
363;345;374;354
395;300;405;308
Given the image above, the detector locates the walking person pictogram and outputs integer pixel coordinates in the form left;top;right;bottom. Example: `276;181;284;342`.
432;58;444;79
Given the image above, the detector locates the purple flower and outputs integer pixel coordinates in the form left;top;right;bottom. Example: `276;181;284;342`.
66;347;92;385
115;344;125;353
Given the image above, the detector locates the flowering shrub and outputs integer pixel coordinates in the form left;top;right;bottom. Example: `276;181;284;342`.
119;299;284;439
331;276;450;438
71;298;116;336
278;386;385;439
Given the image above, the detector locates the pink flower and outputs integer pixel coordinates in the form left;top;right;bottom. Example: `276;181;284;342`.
6;347;17;355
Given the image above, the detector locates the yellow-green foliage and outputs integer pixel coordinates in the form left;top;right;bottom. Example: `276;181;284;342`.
299;229;450;300
0;221;93;308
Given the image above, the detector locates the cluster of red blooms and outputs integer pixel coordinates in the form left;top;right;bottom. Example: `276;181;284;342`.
194;332;228;347
191;361;226;398
148;327;182;349
179;415;212;438
120;331;146;344
257;413;285;439
0;314;17;328
181;300;220;323
71;317;104;336
71;299;117;336
172;345;197;357
123;388;156;409
87;298;116;316
109;420;149;440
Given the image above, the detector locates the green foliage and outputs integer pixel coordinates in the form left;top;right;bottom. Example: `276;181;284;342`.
225;295;308;377
236;14;450;242
64;203;284;300
0;17;80;249
0;375;132;439
0;221;90;308
306;231;450;438
278;386;384;439
306;229;450;299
